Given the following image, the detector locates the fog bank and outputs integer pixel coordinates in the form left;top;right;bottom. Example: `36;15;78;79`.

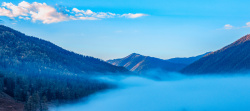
50;74;250;111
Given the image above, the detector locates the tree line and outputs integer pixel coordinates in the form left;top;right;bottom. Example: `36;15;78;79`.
0;72;113;111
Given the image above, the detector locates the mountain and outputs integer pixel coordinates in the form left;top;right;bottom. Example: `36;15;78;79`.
167;52;210;65
0;25;128;75
181;34;250;74
107;53;195;73
0;25;128;111
107;53;208;73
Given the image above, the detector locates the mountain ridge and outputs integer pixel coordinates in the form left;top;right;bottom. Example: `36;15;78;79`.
107;52;208;73
0;25;129;75
181;34;250;74
167;52;210;65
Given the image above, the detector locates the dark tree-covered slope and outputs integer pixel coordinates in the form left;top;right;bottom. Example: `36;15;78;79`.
107;53;187;73
0;25;128;111
0;70;112;111
0;25;128;75
181;34;250;74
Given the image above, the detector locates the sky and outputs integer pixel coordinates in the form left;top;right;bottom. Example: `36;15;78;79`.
1;0;250;60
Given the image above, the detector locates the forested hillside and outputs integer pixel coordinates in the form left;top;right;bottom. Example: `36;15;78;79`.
0;25;128;75
0;25;127;111
0;72;112;111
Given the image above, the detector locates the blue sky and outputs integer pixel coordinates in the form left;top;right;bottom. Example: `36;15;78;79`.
1;0;250;60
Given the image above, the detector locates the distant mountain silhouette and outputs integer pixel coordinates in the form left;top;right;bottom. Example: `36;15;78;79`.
107;53;207;73
181;34;250;74
167;52;210;65
0;25;128;75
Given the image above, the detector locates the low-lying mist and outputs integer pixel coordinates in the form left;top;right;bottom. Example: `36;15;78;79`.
50;72;250;111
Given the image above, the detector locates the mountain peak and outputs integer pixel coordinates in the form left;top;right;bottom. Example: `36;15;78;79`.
107;53;207;73
130;53;141;55
234;34;250;45
205;34;250;57
128;53;142;57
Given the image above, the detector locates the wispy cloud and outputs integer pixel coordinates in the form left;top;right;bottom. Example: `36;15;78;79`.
121;13;148;19
243;22;250;28
223;22;250;30
0;1;148;24
224;24;233;29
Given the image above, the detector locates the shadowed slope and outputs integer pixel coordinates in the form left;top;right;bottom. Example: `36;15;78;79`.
0;25;128;75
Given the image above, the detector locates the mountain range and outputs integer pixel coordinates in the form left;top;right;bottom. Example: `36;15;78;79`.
181;34;250;74
2;24;249;75
107;52;209;73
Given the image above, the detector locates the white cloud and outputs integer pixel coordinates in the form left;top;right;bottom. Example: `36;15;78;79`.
72;8;94;15
0;1;148;24
95;12;116;18
2;2;29;17
72;8;82;13
0;1;68;23
225;22;250;29
78;17;98;20
245;22;250;27
0;7;13;17
224;24;233;29
121;13;148;18
19;16;30;20
85;10;94;15
18;1;32;8
65;9;70;12
29;2;68;24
